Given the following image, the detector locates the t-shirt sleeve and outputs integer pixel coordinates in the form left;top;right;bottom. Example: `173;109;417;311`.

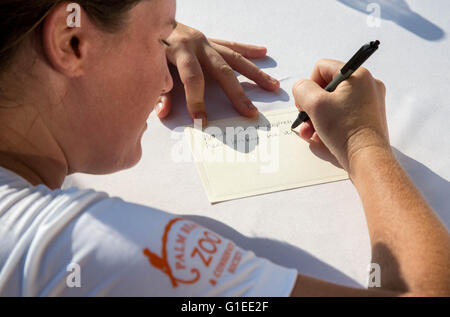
30;195;298;297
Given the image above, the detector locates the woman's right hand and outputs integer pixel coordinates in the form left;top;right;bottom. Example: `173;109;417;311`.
292;59;390;172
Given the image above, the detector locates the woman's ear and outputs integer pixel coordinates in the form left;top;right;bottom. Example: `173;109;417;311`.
41;2;89;77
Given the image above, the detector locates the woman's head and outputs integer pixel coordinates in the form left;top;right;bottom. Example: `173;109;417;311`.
0;0;175;177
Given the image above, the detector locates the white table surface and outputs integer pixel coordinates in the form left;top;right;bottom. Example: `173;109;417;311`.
64;0;450;288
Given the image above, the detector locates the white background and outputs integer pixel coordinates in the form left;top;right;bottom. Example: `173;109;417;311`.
64;0;450;288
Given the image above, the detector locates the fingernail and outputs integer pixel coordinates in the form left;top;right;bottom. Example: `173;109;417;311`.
257;46;268;54
270;77;280;88
246;101;257;111
193;111;208;127
245;101;259;118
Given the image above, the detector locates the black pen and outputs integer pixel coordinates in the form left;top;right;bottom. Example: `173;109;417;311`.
291;40;381;129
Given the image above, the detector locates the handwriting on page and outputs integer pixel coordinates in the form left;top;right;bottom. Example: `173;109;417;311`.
185;108;348;203
201;119;294;151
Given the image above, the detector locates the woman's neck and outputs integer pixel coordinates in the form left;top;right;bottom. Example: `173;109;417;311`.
0;152;67;189
0;106;68;189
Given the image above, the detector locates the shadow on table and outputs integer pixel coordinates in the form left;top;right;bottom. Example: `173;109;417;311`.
183;214;364;289
191;112;272;154
393;148;450;229
304;145;450;230
160;56;289;131
337;0;445;41
241;82;290;103
251;55;278;70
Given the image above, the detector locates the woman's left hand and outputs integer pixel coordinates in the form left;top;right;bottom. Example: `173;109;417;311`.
155;23;280;126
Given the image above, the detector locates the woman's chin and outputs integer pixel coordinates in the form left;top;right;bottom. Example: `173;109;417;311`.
110;143;144;174
128;143;144;168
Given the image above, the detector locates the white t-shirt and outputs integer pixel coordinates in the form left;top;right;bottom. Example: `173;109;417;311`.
0;167;297;296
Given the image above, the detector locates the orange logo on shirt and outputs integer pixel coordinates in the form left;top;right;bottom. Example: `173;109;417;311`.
143;217;241;288
143;218;200;288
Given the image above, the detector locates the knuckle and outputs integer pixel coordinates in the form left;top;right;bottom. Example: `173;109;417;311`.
178;56;197;69
293;79;307;93
315;58;335;69
219;63;235;76
358;67;373;79
176;30;207;46
176;35;192;46
309;94;328;117
189;29;208;43
311;92;327;107
315;58;328;68
235;91;248;101
183;73;203;86
258;69;270;80
188;102;206;112
178;58;203;85
231;51;244;63
205;48;222;63
229;41;242;51
376;79;386;90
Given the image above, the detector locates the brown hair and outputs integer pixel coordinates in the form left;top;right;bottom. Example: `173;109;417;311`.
0;0;144;72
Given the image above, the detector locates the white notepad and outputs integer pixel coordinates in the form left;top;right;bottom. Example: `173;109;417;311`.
185;107;348;203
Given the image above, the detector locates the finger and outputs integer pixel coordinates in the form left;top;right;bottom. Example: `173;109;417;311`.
308;134;342;169
292;79;327;115
311;132;322;143
201;46;258;118
211;42;279;92
375;79;390;142
208;38;267;59
310;59;345;88
175;50;208;125
299;121;315;140
155;94;171;119
376;79;386;98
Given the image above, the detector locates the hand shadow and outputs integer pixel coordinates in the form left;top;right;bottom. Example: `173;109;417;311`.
183;214;364;288
337;0;445;41
198;113;272;154
392;148;450;230
251;56;278;70
241;82;290;103
160;56;289;131
301;141;450;230
291;130;342;169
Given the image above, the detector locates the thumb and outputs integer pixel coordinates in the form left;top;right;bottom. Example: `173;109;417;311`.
155;93;172;119
310;59;344;88
292;79;326;115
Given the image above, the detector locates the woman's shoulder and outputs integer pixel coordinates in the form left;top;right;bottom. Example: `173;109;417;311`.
0;166;179;296
0;166;176;229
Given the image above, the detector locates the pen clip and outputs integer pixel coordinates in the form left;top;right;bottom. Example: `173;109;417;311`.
341;40;380;74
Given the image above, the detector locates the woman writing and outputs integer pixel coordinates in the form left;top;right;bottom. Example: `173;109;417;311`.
0;0;448;296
